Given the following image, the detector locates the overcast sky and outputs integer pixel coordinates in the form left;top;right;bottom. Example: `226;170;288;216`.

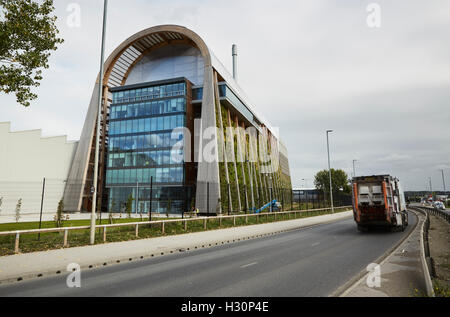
1;0;449;191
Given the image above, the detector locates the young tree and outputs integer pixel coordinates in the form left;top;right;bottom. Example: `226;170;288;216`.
166;199;172;218
109;199;116;224
54;199;64;228
15;198;22;223
314;169;351;196
125;194;133;219
0;0;64;107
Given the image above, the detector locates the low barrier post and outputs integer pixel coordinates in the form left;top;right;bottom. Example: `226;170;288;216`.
15;233;20;254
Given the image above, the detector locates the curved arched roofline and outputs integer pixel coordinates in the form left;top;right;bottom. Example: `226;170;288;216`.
99;25;212;87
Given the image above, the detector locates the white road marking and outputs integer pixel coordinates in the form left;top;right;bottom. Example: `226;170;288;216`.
240;262;258;268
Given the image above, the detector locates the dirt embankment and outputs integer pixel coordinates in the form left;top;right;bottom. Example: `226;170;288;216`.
428;214;450;296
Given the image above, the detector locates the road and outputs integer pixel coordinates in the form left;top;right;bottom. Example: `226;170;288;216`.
0;212;417;297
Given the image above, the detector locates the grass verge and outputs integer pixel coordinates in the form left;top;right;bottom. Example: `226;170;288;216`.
0;208;350;256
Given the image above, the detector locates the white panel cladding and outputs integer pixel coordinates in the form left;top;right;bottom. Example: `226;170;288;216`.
125;44;205;86
0;122;78;216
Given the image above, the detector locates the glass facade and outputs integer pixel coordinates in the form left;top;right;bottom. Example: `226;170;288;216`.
195;83;261;128
106;80;190;215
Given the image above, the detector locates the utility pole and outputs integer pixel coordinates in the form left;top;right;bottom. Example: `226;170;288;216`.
301;178;308;188
441;169;446;193
353;160;357;178
38;178;46;241
326;130;334;213
429;177;433;199
90;0;108;245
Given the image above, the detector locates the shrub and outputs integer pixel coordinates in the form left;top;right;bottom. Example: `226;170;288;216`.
54;199;69;228
15;198;22;223
126;194;133;218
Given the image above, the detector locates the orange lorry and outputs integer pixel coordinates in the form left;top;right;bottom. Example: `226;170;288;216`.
352;175;408;232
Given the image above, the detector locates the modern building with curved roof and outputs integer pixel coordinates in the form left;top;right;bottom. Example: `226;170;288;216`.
63;25;292;215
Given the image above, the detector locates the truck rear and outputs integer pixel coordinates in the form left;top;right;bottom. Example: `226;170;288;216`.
352;175;408;232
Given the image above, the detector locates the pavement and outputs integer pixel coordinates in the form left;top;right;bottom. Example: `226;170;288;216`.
342;210;426;297
0;210;424;297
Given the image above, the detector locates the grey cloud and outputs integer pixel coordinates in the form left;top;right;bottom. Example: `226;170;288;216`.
0;0;448;191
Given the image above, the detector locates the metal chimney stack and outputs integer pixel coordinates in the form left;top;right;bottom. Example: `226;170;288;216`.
232;44;238;81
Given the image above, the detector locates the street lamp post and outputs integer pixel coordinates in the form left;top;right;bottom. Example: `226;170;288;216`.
326;130;334;214
301;178;308;188
353;160;357;178
90;0;108;245
441;169;446;194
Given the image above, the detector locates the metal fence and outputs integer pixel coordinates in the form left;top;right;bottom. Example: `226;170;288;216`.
0;179;353;220
421;206;450;223
0;206;352;255
0;179;74;221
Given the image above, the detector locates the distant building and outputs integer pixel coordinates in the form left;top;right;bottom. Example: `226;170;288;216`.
292;188;320;201
0;122;78;215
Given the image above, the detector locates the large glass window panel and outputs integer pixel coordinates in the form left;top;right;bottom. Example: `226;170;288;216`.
156;168;162;183
150;152;156;165
164;116;170;130
163;150;170;165
149;117;155;132
143;169;150;182
157;151;163;165
126;120;132;134
113;154;125;168
171;116;177;129
150;134;157;148
154;86;160;98
137;169;143;183
177;98;185;112
119;170;125;184
157;117;164;131
163;168;169;183
131;136;138;150
138;103;145;117
158;101;164;114
110;122;116;135
125;153;133;167
111;170;117;184
177;115;184;128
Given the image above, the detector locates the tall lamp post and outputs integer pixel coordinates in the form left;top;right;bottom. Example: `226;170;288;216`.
90;0;108;245
429;177;433;199
441;169;446;194
352;160;357;178
326;130;334;213
301;178;308;188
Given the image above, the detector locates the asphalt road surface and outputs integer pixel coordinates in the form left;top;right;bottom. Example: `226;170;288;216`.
0;212;417;297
